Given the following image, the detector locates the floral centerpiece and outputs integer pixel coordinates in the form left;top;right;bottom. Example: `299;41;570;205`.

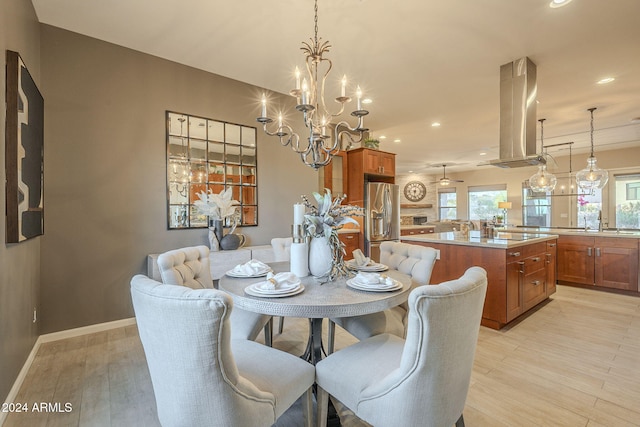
194;188;241;250
301;189;363;279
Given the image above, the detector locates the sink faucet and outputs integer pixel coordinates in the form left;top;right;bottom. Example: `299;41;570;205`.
597;210;603;232
584;215;589;231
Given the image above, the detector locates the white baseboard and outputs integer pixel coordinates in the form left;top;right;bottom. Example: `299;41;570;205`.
38;317;136;343
1;317;137;426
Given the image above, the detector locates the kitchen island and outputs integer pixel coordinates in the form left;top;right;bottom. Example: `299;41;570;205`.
402;231;558;329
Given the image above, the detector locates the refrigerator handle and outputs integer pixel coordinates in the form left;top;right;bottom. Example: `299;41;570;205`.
383;185;392;237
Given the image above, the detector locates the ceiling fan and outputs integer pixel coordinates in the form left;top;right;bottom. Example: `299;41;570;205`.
430;164;464;186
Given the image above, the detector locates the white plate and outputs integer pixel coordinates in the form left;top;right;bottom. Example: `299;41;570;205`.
346;260;389;272
225;268;272;278
249;280;302;294
245;284;304;298
346;278;403;292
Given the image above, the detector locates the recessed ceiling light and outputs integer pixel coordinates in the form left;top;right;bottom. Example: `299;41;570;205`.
549;0;573;8
362;98;373;104
408;170;414;173
379;135;387;139
431;122;441;127
393;139;401;143
597;77;615;85
479;152;487;156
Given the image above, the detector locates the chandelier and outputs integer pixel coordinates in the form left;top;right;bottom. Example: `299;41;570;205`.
528;118;557;192
257;0;369;169
576;107;609;190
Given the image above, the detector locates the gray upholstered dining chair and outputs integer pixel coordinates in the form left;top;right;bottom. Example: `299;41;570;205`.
330;241;438;345
157;245;273;345
316;266;488;427
131;275;315;427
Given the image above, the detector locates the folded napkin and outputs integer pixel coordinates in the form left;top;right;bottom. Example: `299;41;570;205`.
232;259;269;275
354;272;395;287
259;272;300;291
352;249;371;267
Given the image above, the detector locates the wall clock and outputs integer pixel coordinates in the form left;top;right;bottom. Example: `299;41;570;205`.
403;181;427;202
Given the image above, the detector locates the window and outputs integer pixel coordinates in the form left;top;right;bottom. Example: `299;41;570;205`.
577;189;602;230
166;111;258;229
615;173;640;229
522;182;551;227
468;185;507;220
438;188;457;220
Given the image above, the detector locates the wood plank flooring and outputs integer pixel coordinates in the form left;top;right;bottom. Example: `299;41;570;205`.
4;285;640;427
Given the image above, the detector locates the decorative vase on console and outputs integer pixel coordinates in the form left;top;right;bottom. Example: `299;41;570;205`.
301;189;364;280
208;219;224;252
195;188;241;251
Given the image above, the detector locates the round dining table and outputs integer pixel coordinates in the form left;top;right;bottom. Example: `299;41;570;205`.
219;261;413;364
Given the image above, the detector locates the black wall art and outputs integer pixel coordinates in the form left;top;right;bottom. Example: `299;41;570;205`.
5;50;44;243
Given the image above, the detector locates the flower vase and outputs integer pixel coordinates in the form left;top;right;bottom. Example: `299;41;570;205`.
308;236;333;278
208;219;224;251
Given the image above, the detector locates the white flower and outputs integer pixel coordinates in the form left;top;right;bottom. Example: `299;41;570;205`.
302;189;362;239
194;188;240;221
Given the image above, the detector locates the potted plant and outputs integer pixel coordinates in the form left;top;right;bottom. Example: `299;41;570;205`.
495;215;504;224
363;138;380;150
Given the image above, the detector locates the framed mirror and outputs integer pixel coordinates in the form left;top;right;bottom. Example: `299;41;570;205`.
166;111;258;229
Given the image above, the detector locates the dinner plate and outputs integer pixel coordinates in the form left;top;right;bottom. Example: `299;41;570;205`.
244;283;304;298
346;260;389;272
346;278;403;292
225;268;272;278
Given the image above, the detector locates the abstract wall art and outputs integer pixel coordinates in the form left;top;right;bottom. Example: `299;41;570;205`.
5;50;44;243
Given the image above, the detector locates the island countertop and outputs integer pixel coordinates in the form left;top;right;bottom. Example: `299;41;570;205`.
401;230;558;249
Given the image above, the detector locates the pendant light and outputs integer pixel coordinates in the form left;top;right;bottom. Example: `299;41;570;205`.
528;119;557;192
576;107;608;190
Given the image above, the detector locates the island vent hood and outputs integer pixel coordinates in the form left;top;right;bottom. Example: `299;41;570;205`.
487;57;545;168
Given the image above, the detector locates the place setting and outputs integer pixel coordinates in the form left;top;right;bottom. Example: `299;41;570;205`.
346;271;403;293
244;271;305;298
225;259;272;278
345;249;389;272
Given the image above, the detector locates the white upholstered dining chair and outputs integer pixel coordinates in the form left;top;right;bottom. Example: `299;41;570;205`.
316;267;488;427
157;245;273;344
131;275;315;427
270;237;293;333
330;241;439;343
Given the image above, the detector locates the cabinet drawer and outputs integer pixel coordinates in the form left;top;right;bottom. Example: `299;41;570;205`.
339;232;360;259
523;269;547;311
523;254;545;274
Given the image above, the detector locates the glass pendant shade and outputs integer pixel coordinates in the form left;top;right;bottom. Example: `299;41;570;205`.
576;156;609;190
528;164;557;192
576;108;609;190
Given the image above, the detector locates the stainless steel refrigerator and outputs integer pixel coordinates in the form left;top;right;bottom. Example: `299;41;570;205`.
365;182;400;261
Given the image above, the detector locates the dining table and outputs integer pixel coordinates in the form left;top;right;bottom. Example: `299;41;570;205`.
219;261;413;364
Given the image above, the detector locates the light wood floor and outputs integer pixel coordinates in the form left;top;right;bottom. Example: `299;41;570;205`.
4;285;640;427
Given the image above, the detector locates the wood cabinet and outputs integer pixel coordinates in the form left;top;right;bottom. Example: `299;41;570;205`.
400;227;435;236
408;238;557;329
546;240;557;295
346;148;396;204
339;231;360;260
557;235;639;291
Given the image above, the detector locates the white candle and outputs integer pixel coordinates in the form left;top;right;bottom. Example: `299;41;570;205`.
294;203;305;225
341;75;347;97
295;67;301;90
322;117;327;135
278;114;283;128
301;78;308;104
261;94;267;117
356;86;362;110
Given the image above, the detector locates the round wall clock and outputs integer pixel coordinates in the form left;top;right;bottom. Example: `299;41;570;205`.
404;181;427;202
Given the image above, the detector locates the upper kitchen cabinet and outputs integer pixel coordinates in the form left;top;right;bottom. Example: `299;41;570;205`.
346;148;396;203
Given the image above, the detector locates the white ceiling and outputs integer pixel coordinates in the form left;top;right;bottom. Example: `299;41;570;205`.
32;0;640;173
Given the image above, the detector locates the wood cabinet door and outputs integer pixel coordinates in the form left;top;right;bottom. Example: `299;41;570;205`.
339;232;360;260
363;150;382;174
546;241;557;296
506;260;523;322
594;238;639;291
557;237;594;285
379;152;395;177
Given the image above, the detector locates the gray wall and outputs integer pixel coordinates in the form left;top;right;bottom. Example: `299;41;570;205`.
0;0;42;404
39;25;317;333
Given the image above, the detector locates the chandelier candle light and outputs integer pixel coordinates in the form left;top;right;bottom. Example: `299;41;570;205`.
576;107;609;191
257;0;370;169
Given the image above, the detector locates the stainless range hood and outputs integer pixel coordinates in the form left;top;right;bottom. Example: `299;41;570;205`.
487;57;545;168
